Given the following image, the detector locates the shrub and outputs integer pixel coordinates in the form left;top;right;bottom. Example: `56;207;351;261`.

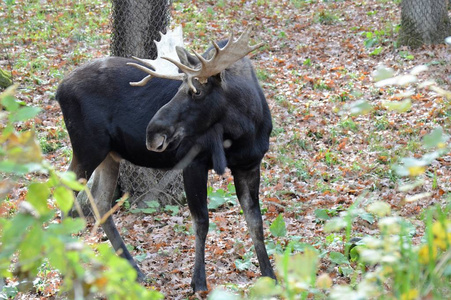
0;86;163;299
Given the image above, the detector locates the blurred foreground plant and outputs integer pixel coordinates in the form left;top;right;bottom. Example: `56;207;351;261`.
0;86;163;299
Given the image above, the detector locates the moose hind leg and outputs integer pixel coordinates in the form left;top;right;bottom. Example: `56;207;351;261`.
183;163;209;292
232;167;276;280
91;153;145;280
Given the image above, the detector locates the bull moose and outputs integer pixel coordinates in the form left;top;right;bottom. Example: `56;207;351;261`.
56;27;276;291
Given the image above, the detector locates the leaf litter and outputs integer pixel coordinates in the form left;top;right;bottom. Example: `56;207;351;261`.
2;0;451;298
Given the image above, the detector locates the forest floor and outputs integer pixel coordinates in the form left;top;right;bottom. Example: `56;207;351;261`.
2;0;451;299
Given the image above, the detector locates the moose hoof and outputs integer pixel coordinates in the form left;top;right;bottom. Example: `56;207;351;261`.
136;269;146;283
191;281;208;293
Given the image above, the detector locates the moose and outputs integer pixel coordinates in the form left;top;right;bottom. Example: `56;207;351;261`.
56;28;276;291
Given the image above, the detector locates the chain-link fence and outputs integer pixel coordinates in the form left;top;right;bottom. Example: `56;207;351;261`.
111;0;172;58
118;160;184;207
110;0;184;207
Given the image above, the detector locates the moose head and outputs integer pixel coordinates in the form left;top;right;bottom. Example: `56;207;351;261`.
127;28;265;173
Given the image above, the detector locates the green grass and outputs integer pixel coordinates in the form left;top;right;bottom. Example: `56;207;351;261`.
3;0;110;94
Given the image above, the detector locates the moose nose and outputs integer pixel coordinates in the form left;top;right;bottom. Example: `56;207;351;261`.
147;134;167;152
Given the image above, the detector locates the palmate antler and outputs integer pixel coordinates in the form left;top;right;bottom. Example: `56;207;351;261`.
128;27;264;92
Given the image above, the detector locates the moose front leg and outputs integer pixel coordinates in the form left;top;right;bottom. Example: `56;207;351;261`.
183;163;209;292
232;166;276;280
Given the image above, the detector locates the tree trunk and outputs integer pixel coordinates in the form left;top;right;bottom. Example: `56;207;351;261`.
398;0;451;48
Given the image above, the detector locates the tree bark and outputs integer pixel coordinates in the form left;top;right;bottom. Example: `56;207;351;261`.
398;0;451;48
111;0;171;58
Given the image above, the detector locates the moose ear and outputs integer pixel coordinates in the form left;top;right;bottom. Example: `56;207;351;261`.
176;46;199;68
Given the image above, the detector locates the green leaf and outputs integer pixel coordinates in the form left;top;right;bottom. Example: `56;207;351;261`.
164;205;179;216
270;214;287;237
208;289;241;300
383;99;412;113
208;194;227;209
12;106;41;122
2;286;18;299
235;258;253;271
144;200;160;208
58;218;86;234
346;99;373;116
54;186;74;214
131;200;160;214
1;94;19;112
59;171;85;191
329;251;349;265
26;182;50;215
265;240;284;256
423;127;449;149
366;201;391;217
275;247;319;283
315;208;331;221
47;237;67;272
359;212;375;224
372;65;394;82
249;276;281;298
324;217;347;232
0;214;35;258
0;160;30;174
135;252;147;262
369;46;382;56
339;265;354;276
208;188;234;210
18;225;44;274
349;246;360;261
227;183;236;194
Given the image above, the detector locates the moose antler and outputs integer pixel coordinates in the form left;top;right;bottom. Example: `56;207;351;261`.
128;27;264;92
128;57;184;86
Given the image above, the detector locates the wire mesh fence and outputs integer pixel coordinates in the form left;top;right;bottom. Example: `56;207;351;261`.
111;0;173;58
118;160;185;207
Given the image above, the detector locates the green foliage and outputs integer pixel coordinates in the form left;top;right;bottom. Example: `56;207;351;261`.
329;251;349;265
207;183;236;210
326;67;451;298
398;50;414;60
270;214;287;237
360;22;400;54
313;9;340;25
130;200;160;214
164;204;180;216
314;208;332;221
342;99;373;115
208;288;241;300
2;0;110;94
0;89;163;299
234;251;255;272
